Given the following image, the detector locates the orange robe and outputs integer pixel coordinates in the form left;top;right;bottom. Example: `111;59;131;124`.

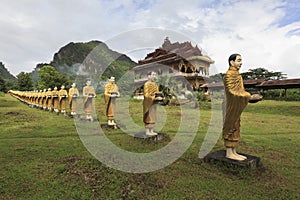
222;66;251;148
68;87;79;113
52;90;59;110
59;89;68;111
46;91;52;109
104;83;119;120
83;85;96;115
143;80;159;128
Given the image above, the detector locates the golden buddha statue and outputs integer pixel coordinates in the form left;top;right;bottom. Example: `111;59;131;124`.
222;54;255;161
83;80;96;120
68;83;79;116
59;85;68;115
104;77;120;126
143;72;163;136
52;87;59;113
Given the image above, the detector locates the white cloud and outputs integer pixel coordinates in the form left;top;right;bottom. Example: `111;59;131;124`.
0;0;299;78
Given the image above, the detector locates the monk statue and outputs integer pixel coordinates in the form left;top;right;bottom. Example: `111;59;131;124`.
83;80;96;121
59;85;68;115
29;90;34;107
38;90;43;108
104;76;120;127
52;87;59;113
46;88;52;111
222;54;262;161
68;83;79;116
143;72;163;136
42;89;47;110
34;90;39;107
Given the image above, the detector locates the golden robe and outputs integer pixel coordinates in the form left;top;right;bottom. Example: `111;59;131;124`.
59;89;68;111
34;92;39;105
143;81;159;128
38;92;43;107
52;90;59;110
222;66;251;148
29;91;34;105
83;85;96;115
42;91;47;108
46;91;52;109
68;87;79;113
104;83;119;120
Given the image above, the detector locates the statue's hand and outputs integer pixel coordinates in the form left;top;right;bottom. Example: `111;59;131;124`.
155;97;163;101
249;94;263;103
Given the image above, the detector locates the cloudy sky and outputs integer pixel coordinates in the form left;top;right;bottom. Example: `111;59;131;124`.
1;0;299;78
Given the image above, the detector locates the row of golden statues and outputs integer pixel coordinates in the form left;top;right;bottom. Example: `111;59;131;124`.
9;54;262;161
9;73;163;136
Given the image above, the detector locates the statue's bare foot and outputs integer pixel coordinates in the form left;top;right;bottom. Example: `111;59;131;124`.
232;148;247;160
226;154;245;161
146;132;157;136
235;153;247;160
226;148;246;161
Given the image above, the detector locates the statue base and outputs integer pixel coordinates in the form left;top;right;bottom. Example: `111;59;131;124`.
203;150;261;169
134;132;167;141
101;124;119;129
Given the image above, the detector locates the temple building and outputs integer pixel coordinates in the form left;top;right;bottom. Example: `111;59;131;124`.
132;37;214;91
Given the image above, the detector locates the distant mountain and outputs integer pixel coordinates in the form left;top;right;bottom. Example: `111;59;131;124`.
34;40;137;83
0;62;16;80
0;62;17;92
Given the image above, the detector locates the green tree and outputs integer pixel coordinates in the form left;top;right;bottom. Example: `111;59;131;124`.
0;76;6;92
37;65;69;90
241;67;287;80
16;72;34;91
209;73;224;82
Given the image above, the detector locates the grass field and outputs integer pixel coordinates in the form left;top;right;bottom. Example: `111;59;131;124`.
0;94;299;199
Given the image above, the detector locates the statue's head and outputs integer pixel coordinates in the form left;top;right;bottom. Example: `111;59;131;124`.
109;76;115;83
148;71;157;81
48;88;51;91
71;83;76;88
54;87;57;90
61;85;65;89
86;80;91;86
228;53;242;70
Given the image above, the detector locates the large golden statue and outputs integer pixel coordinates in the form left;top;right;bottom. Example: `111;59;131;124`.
222;54;262;161
52;87;59;113
59;85;68;115
143;72;163;136
104;77;120;126
83;80;96;120
68;83;79;116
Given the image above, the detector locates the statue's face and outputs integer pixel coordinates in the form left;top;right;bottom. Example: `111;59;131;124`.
86;81;91;86
149;72;157;81
230;55;242;70
109;77;115;83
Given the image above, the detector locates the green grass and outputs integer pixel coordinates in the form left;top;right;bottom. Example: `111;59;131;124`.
0;94;299;199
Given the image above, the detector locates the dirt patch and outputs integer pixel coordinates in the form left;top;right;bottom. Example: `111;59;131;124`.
5;111;20;115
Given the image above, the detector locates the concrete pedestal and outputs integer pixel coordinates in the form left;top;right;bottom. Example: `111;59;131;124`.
134;132;166;141
203;150;261;168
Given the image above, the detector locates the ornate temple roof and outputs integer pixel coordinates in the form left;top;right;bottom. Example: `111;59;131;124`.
137;37;214;65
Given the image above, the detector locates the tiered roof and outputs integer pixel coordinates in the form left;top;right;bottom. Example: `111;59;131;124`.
138;37;212;65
